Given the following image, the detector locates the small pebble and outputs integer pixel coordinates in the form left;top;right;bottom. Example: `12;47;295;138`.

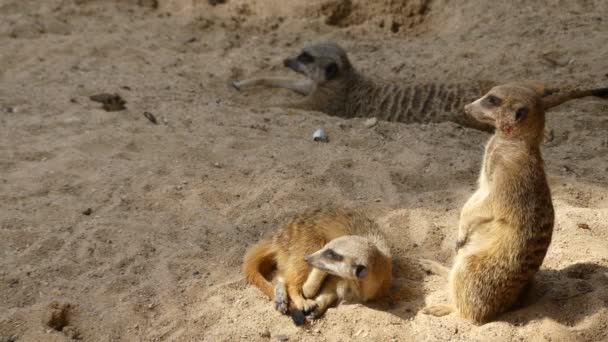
275;335;289;341
260;329;271;338
312;128;329;142
577;223;590;230
143;111;158;124
82;208;92;216
364;117;378;128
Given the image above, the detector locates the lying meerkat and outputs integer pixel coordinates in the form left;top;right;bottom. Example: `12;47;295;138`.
242;208;392;325
232;42;608;132
420;82;557;324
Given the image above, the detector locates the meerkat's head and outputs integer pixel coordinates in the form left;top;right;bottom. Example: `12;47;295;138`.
304;235;381;281
283;42;353;84
464;84;545;142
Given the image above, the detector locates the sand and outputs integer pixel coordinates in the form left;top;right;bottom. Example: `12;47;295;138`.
1;0;607;341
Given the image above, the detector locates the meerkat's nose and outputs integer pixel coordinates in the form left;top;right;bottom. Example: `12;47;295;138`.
304;255;312;264
464;103;472;115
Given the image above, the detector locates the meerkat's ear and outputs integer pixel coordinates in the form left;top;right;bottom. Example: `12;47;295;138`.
325;63;338;80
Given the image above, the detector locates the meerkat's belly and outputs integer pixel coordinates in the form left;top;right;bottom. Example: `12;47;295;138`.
461;173;491;217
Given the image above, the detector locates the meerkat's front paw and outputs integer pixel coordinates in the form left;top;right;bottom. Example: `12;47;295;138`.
300;299;318;316
306;303;328;320
455;237;468;251
422;304;454;317
288;298;318;326
419;259;450;278
302;282;319;299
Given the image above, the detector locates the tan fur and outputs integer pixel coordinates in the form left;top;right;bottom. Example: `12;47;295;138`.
421;82;555;324
233;42;607;132
242;208;392;321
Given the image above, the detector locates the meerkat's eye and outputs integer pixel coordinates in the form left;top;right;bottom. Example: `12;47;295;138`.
297;52;314;64
323;249;343;261
325;63;338;80
515;107;529;121
354;265;368;278
484;95;502;107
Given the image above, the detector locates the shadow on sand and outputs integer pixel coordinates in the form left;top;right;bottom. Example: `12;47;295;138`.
498;262;608;325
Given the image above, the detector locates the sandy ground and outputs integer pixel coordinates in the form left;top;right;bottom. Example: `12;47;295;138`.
1;0;608;341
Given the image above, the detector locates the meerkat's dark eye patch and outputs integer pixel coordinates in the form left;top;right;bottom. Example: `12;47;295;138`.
323;249;343;261
355;265;368;278
325;63;338;80
515;107;529;121
482;95;502;107
297;52;314;64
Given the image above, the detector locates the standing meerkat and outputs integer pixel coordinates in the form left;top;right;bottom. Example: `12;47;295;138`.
420;82;556;324
243;208;392;325
232;42;608;132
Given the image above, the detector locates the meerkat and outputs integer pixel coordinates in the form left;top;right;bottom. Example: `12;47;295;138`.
242;208;392;325
232;42;608;132
419;82;557;324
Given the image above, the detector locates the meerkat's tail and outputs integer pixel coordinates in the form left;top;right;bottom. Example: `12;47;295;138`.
591;87;608;98
542;86;608;110
243;239;277;299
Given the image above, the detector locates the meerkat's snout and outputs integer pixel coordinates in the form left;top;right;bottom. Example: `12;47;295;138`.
303;251;326;270
465;95;499;126
283;57;304;75
304;247;351;278
464;103;473;116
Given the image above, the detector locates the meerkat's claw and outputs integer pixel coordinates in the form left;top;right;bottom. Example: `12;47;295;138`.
307;308;322;320
275;299;289;314
455;237;468;251
231;81;242;91
306;302;329;320
422;304;454;317
419;259;450;278
300;299;318;316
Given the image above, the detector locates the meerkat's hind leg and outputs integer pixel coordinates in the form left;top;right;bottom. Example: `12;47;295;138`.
422;304;455;317
274;278;289;314
302;268;328;299
231;77;314;96
419;259;450;279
